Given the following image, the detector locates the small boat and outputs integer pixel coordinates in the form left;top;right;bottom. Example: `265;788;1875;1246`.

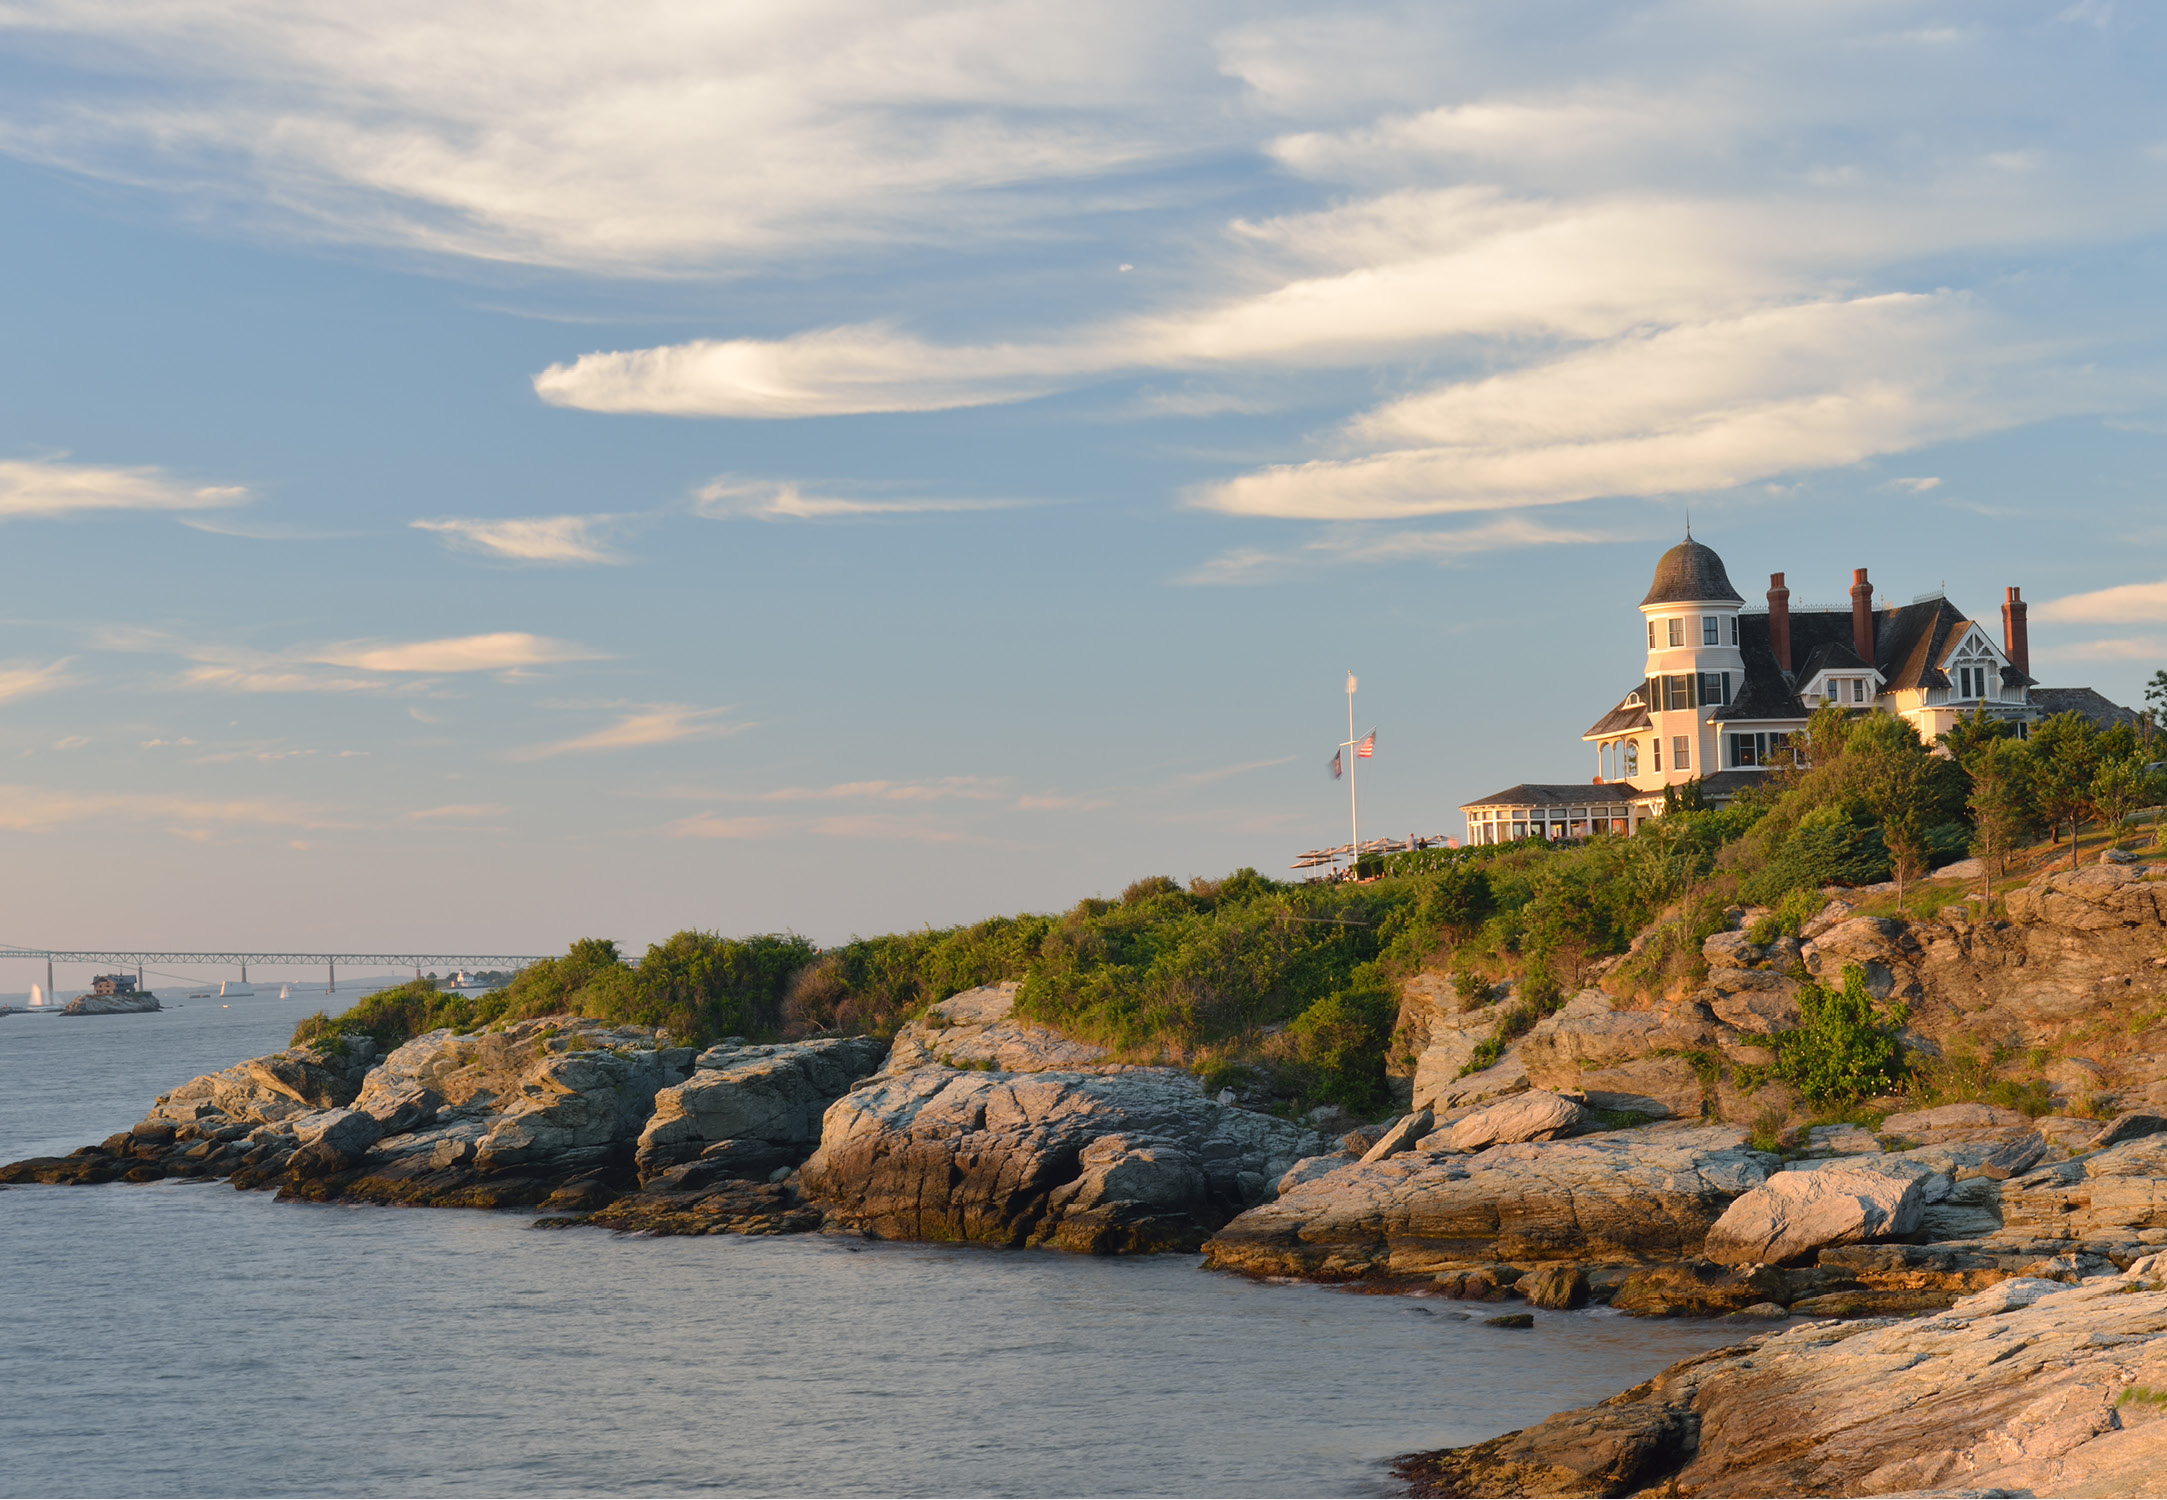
278;984;291;1000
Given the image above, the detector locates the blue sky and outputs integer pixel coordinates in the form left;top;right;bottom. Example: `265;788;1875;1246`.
1;0;2165;956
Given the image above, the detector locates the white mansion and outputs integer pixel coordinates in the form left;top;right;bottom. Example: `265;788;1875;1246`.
1459;537;2139;846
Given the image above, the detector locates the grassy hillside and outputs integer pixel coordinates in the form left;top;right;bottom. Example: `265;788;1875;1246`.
297;705;2163;1119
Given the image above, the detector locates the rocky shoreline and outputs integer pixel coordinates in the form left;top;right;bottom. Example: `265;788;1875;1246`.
15;858;2167;1495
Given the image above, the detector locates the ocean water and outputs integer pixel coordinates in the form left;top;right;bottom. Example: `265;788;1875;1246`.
0;1001;1749;1498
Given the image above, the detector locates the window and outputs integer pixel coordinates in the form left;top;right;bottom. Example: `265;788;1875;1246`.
1672;735;1691;771
1703;615;1719;645
1729;616;1739;646
1731;733;1756;767
1652;737;1662;773
1851;678;1867;703
1665;673;1696;710
1667;617;1685;648
1700;671;1730;706
1624;740;1639;776
1647;620;1656;649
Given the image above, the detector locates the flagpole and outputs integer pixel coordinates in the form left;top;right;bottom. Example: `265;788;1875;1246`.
1347;669;1358;873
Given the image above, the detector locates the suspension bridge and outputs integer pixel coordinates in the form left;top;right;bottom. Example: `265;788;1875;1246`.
0;946;551;998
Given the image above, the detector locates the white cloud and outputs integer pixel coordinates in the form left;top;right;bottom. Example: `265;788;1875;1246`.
402;803;511;821
412;515;622;563
669;813;790;840
692;477;1023;520
1179;514;1621;584
314;632;604;672
0;458;245;517
2036;580;2167;624
2036;635;2167;661
510;705;741;760
1191;294;2062;521
0;784;347;832
0;660;75;702
0;0;1225;272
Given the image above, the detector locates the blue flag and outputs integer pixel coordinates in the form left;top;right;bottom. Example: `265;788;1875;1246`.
1329;749;1343;780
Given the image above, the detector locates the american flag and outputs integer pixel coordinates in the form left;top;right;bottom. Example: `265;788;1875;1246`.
1329;749;1343;780
1356;730;1376;758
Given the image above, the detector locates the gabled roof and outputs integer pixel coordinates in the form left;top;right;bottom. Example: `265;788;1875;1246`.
1794;638;1873;682
2031;687;2143;730
1641;538;1744;607
1583;684;1653;739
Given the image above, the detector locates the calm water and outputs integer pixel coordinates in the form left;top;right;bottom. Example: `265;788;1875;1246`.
0;1001;1747;1498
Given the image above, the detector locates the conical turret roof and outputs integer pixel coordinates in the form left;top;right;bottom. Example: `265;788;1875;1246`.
1640;538;1743;607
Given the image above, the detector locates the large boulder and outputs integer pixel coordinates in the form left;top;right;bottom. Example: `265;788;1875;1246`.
634;1036;887;1180
1703;1160;1937;1266
1203;1123;1774;1281
883;983;1109;1073
800;1066;1319;1251
1447;1091;1588;1151
146;1038;377;1128
1518;999;1713;1118
1394;1261;2167;1499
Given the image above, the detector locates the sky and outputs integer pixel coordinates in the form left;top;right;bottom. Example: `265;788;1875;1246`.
2;0;2167;960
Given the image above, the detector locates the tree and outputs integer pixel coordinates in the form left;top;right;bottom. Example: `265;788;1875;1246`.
1968;736;2033;899
2146;668;2167;722
1942;705;2017;770
1845;713;1936;899
2091;754;2165;853
2030;712;2102;871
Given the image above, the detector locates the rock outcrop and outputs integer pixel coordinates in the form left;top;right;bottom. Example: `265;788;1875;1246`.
1702;1160;1936;1266
800;1066;1320;1253
1202;1123;1773;1282
62;991;161;1015
633;1036;887;1182
1395;1254;2167;1498
882;982;1111;1073
1;1016;876;1237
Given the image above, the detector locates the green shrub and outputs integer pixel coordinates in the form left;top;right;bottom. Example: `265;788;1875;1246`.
1772;964;1910;1104
1279;964;1399;1113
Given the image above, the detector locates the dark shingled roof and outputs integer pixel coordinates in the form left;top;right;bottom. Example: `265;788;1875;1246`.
1583;682;1653;739
2031;687;2144;730
1641;538;1744;607
1460;783;1636;809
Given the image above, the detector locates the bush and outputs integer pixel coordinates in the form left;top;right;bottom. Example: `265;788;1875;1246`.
1773;964;1910;1104
1279;964;1399;1113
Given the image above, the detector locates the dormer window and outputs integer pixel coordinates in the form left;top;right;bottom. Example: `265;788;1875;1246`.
1851;679;1867;703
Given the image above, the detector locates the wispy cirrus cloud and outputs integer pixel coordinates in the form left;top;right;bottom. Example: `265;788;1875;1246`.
0;784;351;833
0;457;246;517
693;477;1025;521
412;514;625;564
511;705;743;760
314;632;605;673
2036;579;2167;624
1180;514;1622;584
0;659;76;702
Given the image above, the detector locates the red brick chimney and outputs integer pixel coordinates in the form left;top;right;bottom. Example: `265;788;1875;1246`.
1850;568;1875;665
2002;586;2029;677
1767;572;1792;675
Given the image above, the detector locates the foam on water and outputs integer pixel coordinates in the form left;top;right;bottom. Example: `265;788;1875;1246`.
0;999;1745;1498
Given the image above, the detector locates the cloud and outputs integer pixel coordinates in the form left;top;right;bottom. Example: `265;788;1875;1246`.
510;705;742;760
0;1;1224;272
1888;476;1943;493
2035;634;2167;661
0;457;246;517
1174;756;1296;785
0;659;74;702
754;776;1007;803
412;514;624;563
402;803;512;821
693;478;1024;520
1180;515;1621;584
314;632;605;672
2036;580;2167;624
0;784;347;832
669;813;790;840
1191;294;2056;521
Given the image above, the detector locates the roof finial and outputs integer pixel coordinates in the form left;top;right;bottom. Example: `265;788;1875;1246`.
1684;509;1692;540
